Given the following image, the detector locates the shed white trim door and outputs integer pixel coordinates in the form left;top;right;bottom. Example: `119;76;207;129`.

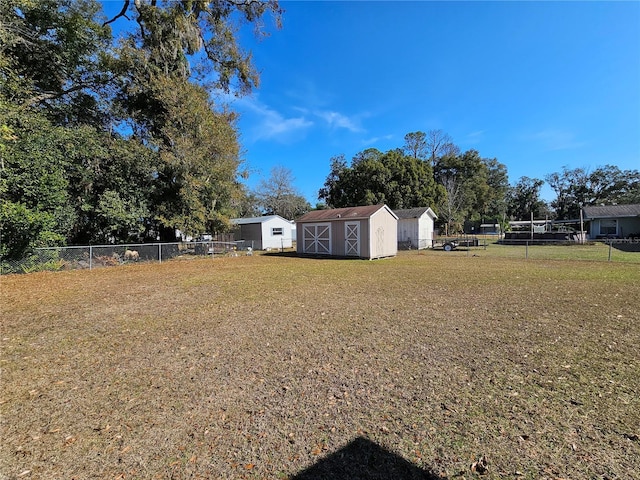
303;223;331;254
345;222;360;256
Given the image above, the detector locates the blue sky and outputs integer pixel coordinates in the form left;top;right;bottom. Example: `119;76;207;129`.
102;1;640;204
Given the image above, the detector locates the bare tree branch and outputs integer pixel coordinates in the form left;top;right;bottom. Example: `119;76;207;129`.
103;0;130;27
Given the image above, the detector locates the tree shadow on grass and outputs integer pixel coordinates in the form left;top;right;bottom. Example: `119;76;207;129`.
290;436;443;480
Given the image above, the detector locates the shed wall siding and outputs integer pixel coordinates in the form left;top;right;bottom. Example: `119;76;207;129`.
261;219;293;250
397;215;434;249
370;209;398;258
421;217;435;249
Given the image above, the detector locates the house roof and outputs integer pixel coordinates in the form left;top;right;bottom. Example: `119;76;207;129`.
583;204;640;219
231;215;292;225
296;204;397;223
394;207;437;220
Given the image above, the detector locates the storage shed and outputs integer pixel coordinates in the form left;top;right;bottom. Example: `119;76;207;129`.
295;205;398;259
231;215;293;250
394;207;437;249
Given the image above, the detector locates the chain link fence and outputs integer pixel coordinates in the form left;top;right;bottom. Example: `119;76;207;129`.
1;240;253;275
428;235;640;262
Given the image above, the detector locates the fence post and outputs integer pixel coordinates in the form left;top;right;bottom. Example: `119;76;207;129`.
89;246;92;270
608;241;612;262
525;241;529;259
158;243;162;263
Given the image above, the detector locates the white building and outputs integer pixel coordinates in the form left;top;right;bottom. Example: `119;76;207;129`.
231;215;294;250
394;207;437;249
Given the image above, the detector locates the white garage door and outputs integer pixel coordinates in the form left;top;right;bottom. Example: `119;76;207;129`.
303;223;331;255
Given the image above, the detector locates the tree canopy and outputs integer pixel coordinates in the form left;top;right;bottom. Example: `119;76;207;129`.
546;165;640;219
319;148;443;211
1;0;281;263
320;131;637;235
319;137;508;235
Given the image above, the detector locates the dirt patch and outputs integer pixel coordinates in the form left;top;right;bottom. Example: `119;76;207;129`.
1;253;639;479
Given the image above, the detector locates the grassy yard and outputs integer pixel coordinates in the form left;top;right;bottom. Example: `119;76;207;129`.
1;252;639;479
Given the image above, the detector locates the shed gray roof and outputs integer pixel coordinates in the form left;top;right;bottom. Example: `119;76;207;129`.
296;204;397;222
583;204;640;219
231;215;292;225
394;207;437;220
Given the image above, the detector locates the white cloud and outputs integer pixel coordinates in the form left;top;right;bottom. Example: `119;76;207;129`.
465;130;485;143
314;110;364;133
216;92;313;142
214;90;367;142
361;134;393;147
525;129;586;151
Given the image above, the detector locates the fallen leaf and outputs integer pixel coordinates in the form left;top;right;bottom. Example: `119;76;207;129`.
245;463;254;470
470;455;488;475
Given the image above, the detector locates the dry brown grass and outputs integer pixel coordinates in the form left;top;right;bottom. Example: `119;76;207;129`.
1;252;639;479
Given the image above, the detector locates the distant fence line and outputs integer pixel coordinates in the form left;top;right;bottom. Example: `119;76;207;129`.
1;240;253;275
429;235;640;261
3;236;638;275
501;238;640;261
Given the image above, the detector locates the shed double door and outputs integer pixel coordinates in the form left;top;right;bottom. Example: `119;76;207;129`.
302;223;331;255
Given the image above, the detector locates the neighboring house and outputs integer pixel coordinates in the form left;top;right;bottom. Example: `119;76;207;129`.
394;207;437;249
231;215;293;250
295;204;398;259
583;204;640;239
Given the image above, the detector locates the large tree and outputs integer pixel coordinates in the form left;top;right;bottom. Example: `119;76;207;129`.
108;0;281;239
546;165;640;219
1;0;282;260
254;166;311;219
1;112;77;259
138;77;245;238
434;149;508;223
425;129;458;167
0;0;112;124
506;176;549;221
403;131;427;160
106;0;281;95
319;148;441;210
